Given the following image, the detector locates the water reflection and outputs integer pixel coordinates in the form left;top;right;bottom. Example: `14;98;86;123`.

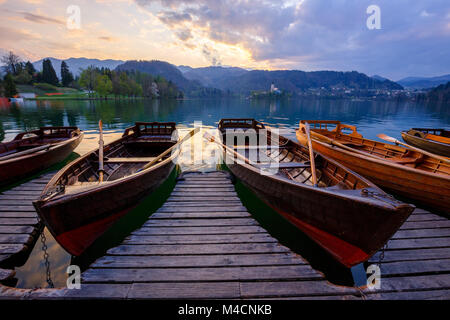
1;98;448;144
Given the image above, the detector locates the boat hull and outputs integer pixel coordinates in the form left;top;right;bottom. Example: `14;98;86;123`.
402;131;450;157
297;131;450;214
228;162;412;268
0;133;83;187
34;159;176;256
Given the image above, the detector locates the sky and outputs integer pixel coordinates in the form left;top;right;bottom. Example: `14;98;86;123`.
0;0;449;80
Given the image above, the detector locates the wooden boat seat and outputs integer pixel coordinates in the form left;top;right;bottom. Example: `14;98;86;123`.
390;157;421;165
384;144;407;153
257;162;316;169
102;157;157;163
234;146;286;150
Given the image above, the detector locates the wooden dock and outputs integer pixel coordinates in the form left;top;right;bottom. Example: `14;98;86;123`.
0;170;449;299
0;172;54;268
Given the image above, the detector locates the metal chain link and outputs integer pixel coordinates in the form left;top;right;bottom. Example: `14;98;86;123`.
39;228;54;288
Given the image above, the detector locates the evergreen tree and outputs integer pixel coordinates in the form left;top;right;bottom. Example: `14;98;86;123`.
4;73;18;98
61;61;74;87
25;61;36;75
42;59;59;86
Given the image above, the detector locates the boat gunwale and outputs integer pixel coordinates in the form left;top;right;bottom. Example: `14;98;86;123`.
0;132;84;165
402;130;450;148
298;128;450;180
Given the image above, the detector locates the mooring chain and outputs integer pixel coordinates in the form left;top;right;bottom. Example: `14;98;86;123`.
39;228;55;288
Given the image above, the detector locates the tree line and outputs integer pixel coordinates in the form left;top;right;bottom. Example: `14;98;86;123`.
0;51;183;99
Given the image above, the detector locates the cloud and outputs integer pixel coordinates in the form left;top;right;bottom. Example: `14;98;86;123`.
134;0;450;78
16;11;65;25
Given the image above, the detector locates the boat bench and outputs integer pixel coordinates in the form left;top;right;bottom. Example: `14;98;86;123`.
102;157;157;163
257;162;315;169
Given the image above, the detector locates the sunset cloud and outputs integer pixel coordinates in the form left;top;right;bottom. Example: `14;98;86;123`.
0;0;449;79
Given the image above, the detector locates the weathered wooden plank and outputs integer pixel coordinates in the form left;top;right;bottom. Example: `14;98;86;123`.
1;190;41;196
366;274;450;293
370;247;450;263
157;206;248;213
128;282;240;299
240;280;358;298
0;225;35;234
143;218;259;227
0;195;38;201
407;214;447;222
107;243;290;256
386;237;450;250
62;284;132;299
0;268;16;282
170;192;238;197
91;253;306;269
8;185;44;192
400;220;450;229
392;228;450;239
0;212;36;218
0;206;36;212
379;259;450;277
0;218;38;226
162;201;243;207
124;233;276;245
366;289;450;300
151;211;251;219
0;243;26;254
176;183;232;188
0;234;32;244
81;265;322;283
135;226;265;235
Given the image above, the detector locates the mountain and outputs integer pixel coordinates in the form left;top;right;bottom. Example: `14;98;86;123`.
180;66;249;88
33;57;124;78
397;74;450;89
425;81;450;103
215;70;403;94
372;75;389;81
116;60;203;92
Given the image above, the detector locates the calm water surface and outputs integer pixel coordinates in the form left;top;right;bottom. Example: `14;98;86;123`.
0;98;448;288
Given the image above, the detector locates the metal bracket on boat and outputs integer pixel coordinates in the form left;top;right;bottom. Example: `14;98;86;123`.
40;184;65;201
360;188;400;206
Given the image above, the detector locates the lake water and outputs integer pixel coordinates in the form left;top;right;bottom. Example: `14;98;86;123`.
0;98;448;289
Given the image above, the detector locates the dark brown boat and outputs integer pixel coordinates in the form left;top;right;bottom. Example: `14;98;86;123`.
297;121;450;214
0;127;83;187
33;122;181;256
402;128;450;157
218;119;414;268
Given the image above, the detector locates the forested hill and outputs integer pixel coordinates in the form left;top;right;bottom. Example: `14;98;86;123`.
425;81;450;103
214;70;403;94
115;60;403;96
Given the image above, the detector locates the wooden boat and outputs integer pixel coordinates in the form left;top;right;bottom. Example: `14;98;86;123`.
0;127;83;187
33;122;181;256
296;121;450;214
402;128;450;157
218;119;414;268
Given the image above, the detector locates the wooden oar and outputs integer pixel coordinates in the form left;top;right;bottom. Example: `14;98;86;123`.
378;133;450;165
141;127;200;170
304;123;318;187
203;132;259;166
308;130;383;161
98;120;105;183
0;144;51;161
